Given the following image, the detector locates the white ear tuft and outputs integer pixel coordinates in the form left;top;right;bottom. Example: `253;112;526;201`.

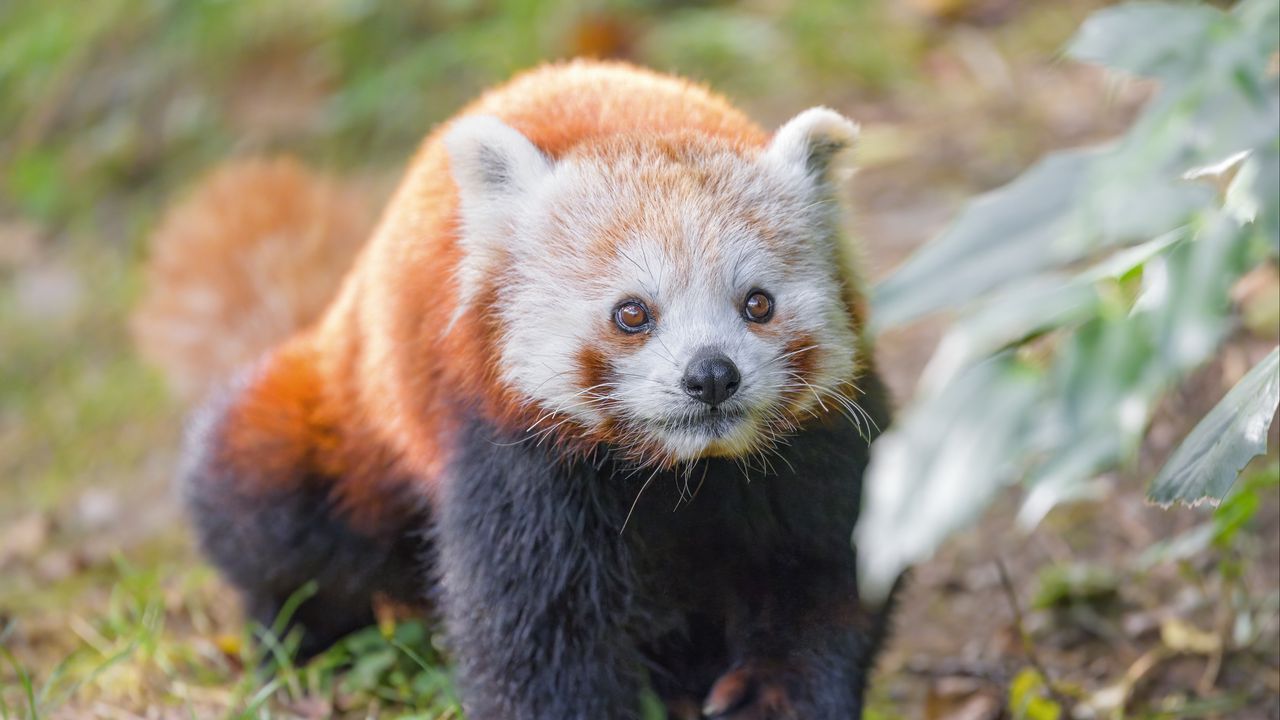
765;107;859;184
444;115;551;204
444;116;553;321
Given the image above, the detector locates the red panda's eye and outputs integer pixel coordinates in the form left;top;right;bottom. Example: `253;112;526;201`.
614;301;650;332
743;290;774;323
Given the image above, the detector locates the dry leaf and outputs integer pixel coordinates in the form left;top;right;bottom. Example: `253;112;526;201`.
1160;618;1221;655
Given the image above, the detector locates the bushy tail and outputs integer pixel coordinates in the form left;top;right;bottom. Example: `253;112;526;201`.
133;158;375;402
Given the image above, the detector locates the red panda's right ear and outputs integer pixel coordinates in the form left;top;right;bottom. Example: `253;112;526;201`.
445;116;553;316
445;115;552;207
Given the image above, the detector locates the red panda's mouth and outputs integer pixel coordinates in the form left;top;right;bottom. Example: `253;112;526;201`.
654;406;749;436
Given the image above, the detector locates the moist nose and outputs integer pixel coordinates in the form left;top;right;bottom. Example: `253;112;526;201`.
682;352;741;407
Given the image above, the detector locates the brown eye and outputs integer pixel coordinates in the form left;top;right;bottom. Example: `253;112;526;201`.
743;290;774;323
614;301;650;332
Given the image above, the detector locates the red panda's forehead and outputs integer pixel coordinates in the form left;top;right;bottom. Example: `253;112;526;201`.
551;136;805;274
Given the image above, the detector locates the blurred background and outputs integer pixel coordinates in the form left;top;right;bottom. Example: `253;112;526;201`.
1;0;1275;718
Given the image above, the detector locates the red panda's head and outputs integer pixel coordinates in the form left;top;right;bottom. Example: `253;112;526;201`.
445;109;866;466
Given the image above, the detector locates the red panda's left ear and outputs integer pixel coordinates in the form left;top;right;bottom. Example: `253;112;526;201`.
765;107;859;186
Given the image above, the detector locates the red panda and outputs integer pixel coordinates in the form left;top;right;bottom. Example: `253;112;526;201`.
138;60;895;720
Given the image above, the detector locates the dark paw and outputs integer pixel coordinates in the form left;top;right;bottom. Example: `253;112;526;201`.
702;663;795;720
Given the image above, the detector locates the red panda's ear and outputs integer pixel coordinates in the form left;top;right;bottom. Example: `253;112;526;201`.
445;115;552;205
445;116;554;316
765;107;859;187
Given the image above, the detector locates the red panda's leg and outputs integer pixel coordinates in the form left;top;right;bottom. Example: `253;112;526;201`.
702;588;892;720
437;417;648;720
181;375;431;660
704;374;897;720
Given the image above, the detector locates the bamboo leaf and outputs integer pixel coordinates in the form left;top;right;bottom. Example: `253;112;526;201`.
872;148;1103;329
1149;347;1280;506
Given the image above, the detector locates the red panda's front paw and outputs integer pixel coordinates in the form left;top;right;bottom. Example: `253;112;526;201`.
701;663;795;720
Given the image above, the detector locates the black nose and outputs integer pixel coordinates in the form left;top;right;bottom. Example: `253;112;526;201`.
682;352;741;407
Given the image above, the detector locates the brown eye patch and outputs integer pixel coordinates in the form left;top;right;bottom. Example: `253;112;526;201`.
614;300;651;332
743;290;774;323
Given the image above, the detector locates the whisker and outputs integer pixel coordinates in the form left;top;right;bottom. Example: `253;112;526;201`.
620;466;661;535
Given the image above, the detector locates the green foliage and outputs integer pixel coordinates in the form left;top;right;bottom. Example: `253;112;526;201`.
316;623;459;714
1140;462;1279;568
858;0;1280;597
217;582;461;717
0;640;38;720
1150;347;1280;505
0;557;461;718
1032;563;1120;611
873;147;1110;329
0;0;924;228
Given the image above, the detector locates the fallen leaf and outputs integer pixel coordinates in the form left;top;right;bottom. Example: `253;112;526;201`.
1160;618;1221;655
213;633;243;658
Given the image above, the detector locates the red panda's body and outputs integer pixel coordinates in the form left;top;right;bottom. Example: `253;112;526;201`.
149;61;895;719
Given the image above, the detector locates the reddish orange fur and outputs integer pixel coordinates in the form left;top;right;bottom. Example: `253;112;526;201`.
134;157;374;401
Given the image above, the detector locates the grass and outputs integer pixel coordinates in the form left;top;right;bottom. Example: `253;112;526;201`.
0;563;462;718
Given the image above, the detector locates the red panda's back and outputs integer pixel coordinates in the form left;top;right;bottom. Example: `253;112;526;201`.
462;60;768;157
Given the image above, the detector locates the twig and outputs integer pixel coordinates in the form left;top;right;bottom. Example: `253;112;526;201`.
995;557;1074;710
902;656;1010;685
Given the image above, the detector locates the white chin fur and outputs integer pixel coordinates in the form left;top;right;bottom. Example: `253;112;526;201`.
652;420;759;461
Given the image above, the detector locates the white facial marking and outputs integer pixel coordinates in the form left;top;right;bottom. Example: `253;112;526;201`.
447;110;862;463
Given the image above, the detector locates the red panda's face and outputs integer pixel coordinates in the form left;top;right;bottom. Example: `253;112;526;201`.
446;110;866;465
